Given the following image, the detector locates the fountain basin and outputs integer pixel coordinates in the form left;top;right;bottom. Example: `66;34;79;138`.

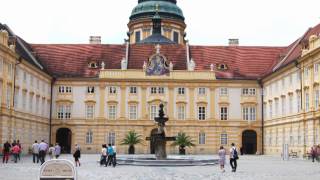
116;155;218;166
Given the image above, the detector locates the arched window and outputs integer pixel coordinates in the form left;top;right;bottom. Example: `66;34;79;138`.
86;130;93;144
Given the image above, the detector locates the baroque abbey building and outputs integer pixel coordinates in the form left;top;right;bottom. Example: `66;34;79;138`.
1;0;320;156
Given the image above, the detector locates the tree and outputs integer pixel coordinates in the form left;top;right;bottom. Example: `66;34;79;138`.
171;132;195;155
121;130;143;154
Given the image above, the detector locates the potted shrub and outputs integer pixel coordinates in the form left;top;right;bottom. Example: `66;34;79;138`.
121;130;143;154
171;132;195;155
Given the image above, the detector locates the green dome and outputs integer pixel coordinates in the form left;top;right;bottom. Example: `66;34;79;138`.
130;0;184;21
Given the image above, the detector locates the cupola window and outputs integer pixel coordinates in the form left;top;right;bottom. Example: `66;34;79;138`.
173;31;179;44
135;31;141;43
217;64;228;71
88;61;98;68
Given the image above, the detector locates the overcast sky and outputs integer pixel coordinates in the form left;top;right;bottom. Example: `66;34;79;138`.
1;0;320;46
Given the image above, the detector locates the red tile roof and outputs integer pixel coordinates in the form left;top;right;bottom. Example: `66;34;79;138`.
190;46;285;79
30;43;287;79
273;23;320;71
31;44;126;77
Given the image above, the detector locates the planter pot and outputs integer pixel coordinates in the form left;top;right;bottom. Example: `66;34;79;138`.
129;145;135;154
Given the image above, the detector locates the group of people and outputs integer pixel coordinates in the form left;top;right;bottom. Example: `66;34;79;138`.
2;140;22;163
31;140;62;164
310;145;320;162
100;144;117;167
218;143;239;173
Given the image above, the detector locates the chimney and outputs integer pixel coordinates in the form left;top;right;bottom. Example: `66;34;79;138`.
89;36;101;44
228;39;239;46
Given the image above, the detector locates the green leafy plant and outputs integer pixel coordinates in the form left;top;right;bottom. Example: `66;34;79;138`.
171;132;195;155
121;130;143;154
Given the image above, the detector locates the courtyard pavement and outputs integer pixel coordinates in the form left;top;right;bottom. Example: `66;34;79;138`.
0;154;319;180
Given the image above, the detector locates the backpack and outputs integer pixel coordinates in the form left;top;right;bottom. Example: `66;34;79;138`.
233;148;239;160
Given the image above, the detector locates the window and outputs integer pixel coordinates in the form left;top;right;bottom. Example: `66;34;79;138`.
289;95;293;114
158;87;165;94
199;132;206;145
57;105;64;119
281;97;286;116
6;86;12;109
242;88;256;96
173;31;179;43
243;106;256;121
220;107;228;120
29;95;33;112
177;104;185;120
304;67;309;80
30;76;34;86
305;92;309;112
58;86;71;93
0;57;3;74
23;72;27;83
151;87;157;94
86;130;93;144
150;105;158;120
289;74;293;85
65;105;71;119
109;87;117;94
14;90;18;109
315;63;319;74
0;82;2;107
220;88;228;96
22;92;26;109
36;97;39;114
7;63;13;78
129;105;137;120
58;86;65;93
178;87;185;95
221;134;228;145
275;99;279;117
315;89;320;110
198;106;206;120
297;93;301;113
269;102;273;119
108;132;116;146
198;88;206;95
86;105;94;119
87;86;95;94
282;78;285;88
263;103;267;119
66;86;72;93
36;79;40;90
129;87;137;94
108;105;117;120
135;31;141;43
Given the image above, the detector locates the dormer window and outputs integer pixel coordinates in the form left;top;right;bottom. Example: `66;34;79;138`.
217;64;228;71
88;61;98;68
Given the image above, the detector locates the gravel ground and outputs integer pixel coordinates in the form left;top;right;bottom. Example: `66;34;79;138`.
0;154;319;180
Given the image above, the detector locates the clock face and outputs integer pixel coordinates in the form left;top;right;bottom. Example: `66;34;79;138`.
146;54;169;76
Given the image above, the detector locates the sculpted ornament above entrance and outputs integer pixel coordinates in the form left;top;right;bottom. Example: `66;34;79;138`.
145;44;170;76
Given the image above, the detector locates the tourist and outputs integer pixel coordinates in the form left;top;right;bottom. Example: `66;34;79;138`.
32;141;39;163
112;145;117;166
106;144;115;167
100;144;107;166
48;144;55;159
11;144;21;163
311;146;317;163
73;144;81;167
218;146;226;173
39;140;48;165
17;140;22;161
230;143;239;172
55;143;61;159
2;141;11;163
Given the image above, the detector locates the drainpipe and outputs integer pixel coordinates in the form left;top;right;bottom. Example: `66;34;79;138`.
49;77;56;145
259;79;264;155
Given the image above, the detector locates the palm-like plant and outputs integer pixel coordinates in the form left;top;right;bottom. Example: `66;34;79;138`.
171;132;195;155
121;130;143;154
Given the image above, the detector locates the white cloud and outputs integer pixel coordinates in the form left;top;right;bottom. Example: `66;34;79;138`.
1;0;319;46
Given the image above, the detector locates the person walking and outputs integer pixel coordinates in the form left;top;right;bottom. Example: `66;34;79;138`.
39;140;48;165
11;144;21;163
218;146;226;173
311;146;317;163
17;140;22;161
100;144;107;166
48;144;55;159
106;144;115;167
73;144;81;167
112;145;117;167
32;141;40;163
2;141;11;163
54;143;61;159
230;143;239;172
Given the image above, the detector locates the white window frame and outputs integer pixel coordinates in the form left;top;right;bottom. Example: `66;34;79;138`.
129;104;138;120
86;130;93;144
199;132;206;145
305;92;309;112
220;133;228;145
158;87;165;94
198;106;206;120
242;106;256;121
6;86;11;109
108;132;116;146
87;86;95;94
130;87;137;94
220;106;228;120
108;105;117;120
177;104;186;120
281;97;286;116
150;105;158;120
151;87;157;94
65;105;72;119
177;87;185;95
198;87;206;95
86;104;95;119
109;86;117;94
315;89;319;110
219;88;228;96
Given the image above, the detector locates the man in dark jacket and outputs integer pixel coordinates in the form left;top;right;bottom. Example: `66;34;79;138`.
2;141;11;163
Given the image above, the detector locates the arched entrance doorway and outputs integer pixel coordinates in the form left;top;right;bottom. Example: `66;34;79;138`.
56;128;72;153
242;130;257;155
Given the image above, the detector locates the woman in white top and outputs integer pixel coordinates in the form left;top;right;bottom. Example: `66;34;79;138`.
48;144;55;159
218;146;226;172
